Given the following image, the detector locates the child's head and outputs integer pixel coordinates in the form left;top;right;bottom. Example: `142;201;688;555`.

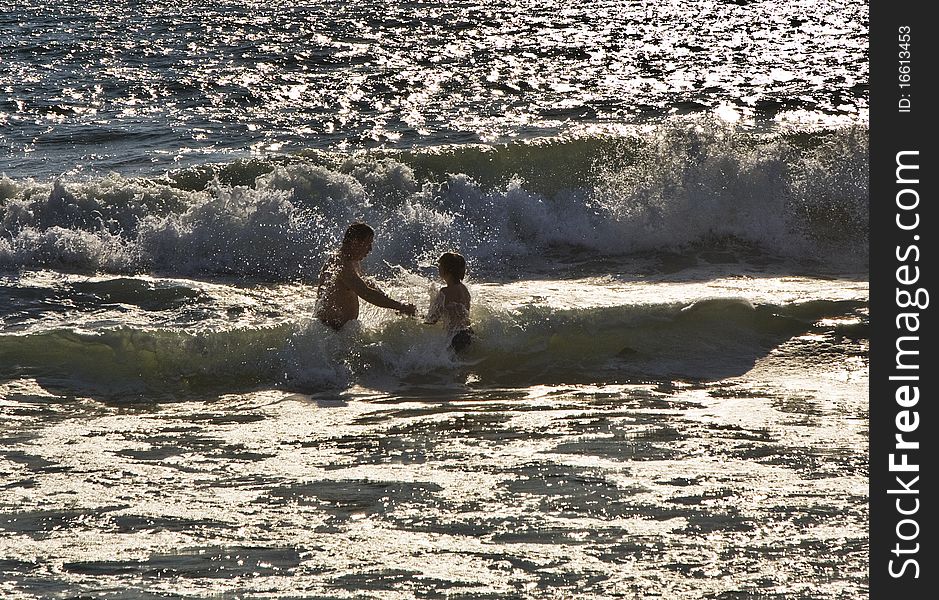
437;251;466;281
341;221;375;259
343;221;374;245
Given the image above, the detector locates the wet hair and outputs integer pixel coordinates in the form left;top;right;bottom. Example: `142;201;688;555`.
438;251;466;280
342;221;374;245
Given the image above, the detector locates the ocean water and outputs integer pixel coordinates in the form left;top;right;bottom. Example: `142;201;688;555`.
1;2;869;599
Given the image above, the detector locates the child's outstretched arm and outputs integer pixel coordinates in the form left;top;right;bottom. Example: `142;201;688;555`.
340;266;415;315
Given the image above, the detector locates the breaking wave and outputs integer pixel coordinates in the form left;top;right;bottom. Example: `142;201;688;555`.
0;120;868;278
0;296;867;399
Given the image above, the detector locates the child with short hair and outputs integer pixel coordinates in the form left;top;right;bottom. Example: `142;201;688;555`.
423;251;473;351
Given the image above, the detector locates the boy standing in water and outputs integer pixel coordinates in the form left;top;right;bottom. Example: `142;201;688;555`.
424;251;473;351
315;222;416;330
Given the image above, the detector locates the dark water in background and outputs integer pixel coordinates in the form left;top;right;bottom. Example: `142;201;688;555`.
1;2;869;598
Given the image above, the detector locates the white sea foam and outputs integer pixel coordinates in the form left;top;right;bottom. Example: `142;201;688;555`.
0;122;868;277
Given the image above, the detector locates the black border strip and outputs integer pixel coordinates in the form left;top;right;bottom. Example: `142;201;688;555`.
870;1;935;596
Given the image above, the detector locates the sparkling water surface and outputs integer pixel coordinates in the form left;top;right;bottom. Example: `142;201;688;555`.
0;1;869;598
1;264;869;598
2;0;867;178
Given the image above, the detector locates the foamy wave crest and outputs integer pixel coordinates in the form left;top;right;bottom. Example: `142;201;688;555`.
1;120;868;277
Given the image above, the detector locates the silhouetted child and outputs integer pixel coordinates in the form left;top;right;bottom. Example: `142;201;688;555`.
423;251;473;352
315;222;415;330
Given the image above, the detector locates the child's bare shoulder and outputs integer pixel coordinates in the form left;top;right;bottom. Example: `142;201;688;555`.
442;283;470;306
450;283;471;306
